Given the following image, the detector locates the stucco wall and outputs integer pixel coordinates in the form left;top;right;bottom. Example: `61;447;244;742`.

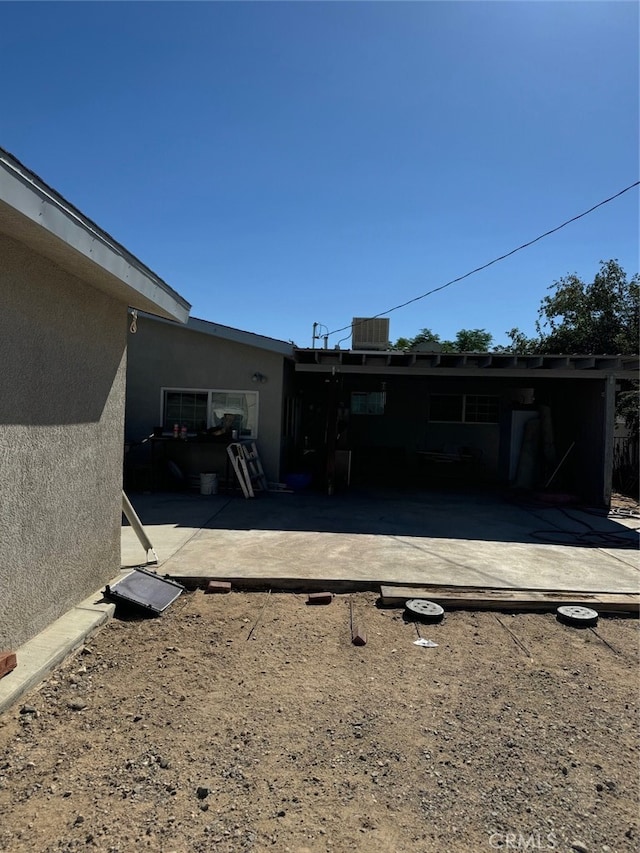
0;234;127;649
125;318;286;483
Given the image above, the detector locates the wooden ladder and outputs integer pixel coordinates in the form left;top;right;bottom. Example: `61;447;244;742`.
226;441;268;498
241;441;268;492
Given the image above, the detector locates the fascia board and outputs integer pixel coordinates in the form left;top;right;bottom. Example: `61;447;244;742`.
0;154;190;323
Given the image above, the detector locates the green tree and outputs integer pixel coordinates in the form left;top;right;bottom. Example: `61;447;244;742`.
393;327;493;352
396;260;638;358
410;328;442;347
393;328;441;350
498;260;639;358
493;327;540;353
618;386;639;436
511;260;639;432
451;328;494;352
535;259;638;355
392;337;413;350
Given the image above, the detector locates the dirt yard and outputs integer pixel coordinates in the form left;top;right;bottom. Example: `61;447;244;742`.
0;591;638;853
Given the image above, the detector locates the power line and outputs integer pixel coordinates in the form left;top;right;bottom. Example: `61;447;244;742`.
326;180;640;338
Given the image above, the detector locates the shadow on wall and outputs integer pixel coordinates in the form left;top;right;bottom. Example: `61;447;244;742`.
0;275;126;426
0;345;125;426
0;226;128;426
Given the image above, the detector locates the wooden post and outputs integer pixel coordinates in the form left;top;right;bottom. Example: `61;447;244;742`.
350;596;367;646
325;374;339;496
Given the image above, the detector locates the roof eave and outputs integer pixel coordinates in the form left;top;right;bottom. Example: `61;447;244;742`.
136;312;294;358
0;150;190;323
294;348;639;377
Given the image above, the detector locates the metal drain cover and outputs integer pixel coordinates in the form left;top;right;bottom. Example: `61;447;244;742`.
405;599;445;622
557;605;599;628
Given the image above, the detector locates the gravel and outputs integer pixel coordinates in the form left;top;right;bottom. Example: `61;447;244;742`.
0;590;637;852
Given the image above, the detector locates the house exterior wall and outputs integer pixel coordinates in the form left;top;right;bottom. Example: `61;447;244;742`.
125;317;286;483
0;233;127;649
338;375;502;475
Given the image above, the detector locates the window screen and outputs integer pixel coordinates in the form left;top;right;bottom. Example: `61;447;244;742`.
351;391;386;415
429;394;499;423
465;395;500;423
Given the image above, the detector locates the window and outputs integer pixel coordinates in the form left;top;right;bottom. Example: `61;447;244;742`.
429;394;499;424
464;395;500;423
164;391;208;432
351;391;386;415
161;389;259;437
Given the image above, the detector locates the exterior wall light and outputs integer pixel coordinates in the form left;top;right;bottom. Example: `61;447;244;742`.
252;372;267;384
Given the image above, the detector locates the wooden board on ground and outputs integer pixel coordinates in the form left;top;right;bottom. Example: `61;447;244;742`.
349;595;367;646
379;585;640;614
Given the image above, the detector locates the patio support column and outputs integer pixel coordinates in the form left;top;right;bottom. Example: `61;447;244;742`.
325;374;339;495
602;375;616;508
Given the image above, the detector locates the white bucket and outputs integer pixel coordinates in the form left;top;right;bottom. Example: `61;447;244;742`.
200;472;218;496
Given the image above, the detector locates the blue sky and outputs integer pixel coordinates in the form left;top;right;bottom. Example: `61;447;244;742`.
1;1;638;348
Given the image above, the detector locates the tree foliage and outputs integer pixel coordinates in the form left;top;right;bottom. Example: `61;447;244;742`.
396;260;639;432
393;327;494;353
393;328;441;350
501;260;639;433
501;260;639;355
452;328;494;352
535;259;639;355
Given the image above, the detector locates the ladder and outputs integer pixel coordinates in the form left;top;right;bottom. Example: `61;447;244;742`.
226;441;268;498
241;441;269;492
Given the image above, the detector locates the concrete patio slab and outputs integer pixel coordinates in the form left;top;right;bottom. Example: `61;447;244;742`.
121;490;639;593
121;494;229;568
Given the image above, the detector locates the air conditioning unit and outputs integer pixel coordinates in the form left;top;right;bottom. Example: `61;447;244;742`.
351;317;390;350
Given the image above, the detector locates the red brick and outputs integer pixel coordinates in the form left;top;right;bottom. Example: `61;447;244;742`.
0;651;17;680
204;580;232;594
307;592;332;605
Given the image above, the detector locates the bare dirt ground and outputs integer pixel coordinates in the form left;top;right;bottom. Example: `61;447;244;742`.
0;589;638;853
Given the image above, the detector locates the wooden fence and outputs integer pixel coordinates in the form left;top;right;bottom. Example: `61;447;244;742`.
613;435;639;497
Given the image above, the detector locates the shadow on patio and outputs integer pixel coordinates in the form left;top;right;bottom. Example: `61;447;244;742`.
123;487;638;548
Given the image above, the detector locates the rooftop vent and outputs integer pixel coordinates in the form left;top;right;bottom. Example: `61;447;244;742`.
351;317;390;351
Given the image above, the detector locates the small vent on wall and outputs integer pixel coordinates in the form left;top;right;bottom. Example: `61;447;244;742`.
351;317;390;350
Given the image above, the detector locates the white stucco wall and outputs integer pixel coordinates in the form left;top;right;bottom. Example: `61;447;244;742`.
0;233;127;649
